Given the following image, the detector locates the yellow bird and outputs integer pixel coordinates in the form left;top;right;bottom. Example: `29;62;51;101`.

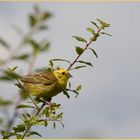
21;68;72;101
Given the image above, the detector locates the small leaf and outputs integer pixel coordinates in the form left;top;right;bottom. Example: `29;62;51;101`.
88;48;98;58
16;134;22;139
49;60;54;67
68;81;71;88
96;18;103;25
76;85;82;92
27;39;40;56
44;120;48;127
0;38;10;50
27;131;42;137
75;46;84;55
13;125;25;133
1;130;9;138
16;104;35;109
4;70;21;80
77;60;93;67
53;122;56;129
63;90;70;99
0;76;12;81
13;54;30;61
70;65;86;70
59;121;64;129
29;14;36;27
38;25;48;30
12;66;18;72
86;27;95;35
0;97;12;106
73;36;87;43
41;11;52;21
50;58;71;64
90;21;99;29
100;32;112;36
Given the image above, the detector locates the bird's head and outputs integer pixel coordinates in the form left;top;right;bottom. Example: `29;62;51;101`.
54;68;72;80
53;68;72;88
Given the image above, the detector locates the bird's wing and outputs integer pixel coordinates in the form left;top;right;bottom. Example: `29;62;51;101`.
21;72;57;85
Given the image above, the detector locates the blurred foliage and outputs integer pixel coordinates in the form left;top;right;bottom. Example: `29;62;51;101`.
0;5;111;139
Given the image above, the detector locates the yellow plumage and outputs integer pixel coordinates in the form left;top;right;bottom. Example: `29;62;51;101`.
21;68;72;100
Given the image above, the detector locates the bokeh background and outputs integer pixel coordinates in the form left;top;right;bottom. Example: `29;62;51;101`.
0;2;140;138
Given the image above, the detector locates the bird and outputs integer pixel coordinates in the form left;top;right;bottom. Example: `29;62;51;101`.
21;68;72;102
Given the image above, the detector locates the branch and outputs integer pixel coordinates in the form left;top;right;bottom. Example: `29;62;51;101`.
21;102;45;139
67;28;101;70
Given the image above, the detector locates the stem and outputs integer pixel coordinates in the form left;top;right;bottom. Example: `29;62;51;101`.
21;102;45;139
67;40;92;70
67;29;101;70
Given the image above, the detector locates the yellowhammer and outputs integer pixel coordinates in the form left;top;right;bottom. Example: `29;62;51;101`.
21;68;72;101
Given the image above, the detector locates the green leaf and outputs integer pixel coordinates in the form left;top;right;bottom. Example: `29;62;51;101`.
68;81;71;88
50;58;71;64
96;18;103;25
75;46;84;55
12;66;18;72
41;11;52;21
16;134;22;139
13;54;30;61
13;125;25;133
66;88;79;98
0;97;12;106
70;65;86;70
27;39;39;49
39;40;50;52
73;36;87;43
63;90;70;99
0;38;10;50
90;21;99;29
38;25;48;30
77;60;93;67
59;121;65;129
49;60;54;67
100;32;112;36
76;85;82;92
0;69;21;81
88;48;98;58
27;39;40;56
27;131;42;137
44;120;48;127
86;27;95;35
4;70;21;80
1;130;9;138
29;14;36;27
53;122;56;129
16;104;35;109
0;76;13;81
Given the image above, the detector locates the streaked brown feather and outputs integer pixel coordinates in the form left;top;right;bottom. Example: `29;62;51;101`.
21;71;57;85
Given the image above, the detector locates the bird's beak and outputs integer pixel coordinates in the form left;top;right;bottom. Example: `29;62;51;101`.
67;73;73;78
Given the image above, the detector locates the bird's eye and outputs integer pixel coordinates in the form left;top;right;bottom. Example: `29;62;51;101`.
62;72;65;75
